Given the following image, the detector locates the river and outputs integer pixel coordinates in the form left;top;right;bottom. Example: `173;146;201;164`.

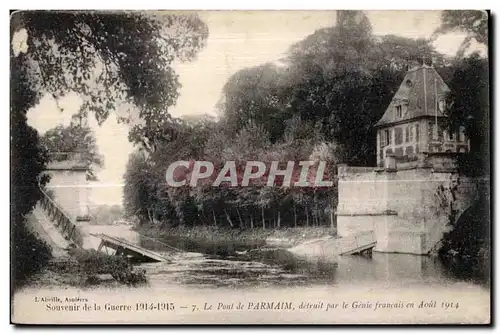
84;224;486;289
12;223;491;324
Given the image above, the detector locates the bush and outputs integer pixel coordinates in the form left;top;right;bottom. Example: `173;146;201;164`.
438;191;490;283
11;221;52;289
67;248;147;285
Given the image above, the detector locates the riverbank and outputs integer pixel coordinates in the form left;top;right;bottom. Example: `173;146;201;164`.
19;247;147;290
134;224;337;256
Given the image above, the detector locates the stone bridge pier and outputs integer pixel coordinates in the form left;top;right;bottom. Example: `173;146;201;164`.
336;153;483;255
43;152;91;222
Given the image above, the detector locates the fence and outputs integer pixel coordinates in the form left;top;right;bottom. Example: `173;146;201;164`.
38;185;84;248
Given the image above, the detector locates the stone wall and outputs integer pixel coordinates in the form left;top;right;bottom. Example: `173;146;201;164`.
336;154;479;254
44;158;90;221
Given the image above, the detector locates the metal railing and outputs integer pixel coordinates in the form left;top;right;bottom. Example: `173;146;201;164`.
38;185;84;248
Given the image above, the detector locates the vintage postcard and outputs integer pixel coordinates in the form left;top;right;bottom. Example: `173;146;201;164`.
10;10;491;324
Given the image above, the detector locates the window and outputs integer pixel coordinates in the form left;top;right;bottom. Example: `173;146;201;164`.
395;128;403;145
415;124;419;142
382;130;392;146
405;126;410;143
408;125;414;142
430;123;438;140
396;105;402;118
448;130;454;141
459;126;466;142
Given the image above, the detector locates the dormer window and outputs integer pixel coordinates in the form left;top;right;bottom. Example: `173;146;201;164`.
396;105;402;118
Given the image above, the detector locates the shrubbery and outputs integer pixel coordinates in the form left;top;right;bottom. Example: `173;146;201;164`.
67;248;147;285
439;191;490;283
11;221;52;289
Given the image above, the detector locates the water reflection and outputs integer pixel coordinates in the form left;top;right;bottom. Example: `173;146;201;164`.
85;224;481;290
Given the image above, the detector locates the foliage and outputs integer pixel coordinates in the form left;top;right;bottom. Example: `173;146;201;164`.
123;10;467;232
218;11;445;166
434;11;489;178
444;54;489;176
123;150;168;223
67;248;147;285
11;218;52;290
114;11;487;267
439;186;490;283
11;46;51;222
433;10;488;57
88;204;124;225
41;123;104;175
10;97;50;223
11;10;208;288
12;11;208;126
11;52;52;290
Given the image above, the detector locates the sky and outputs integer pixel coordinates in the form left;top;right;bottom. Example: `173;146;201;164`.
24;10;486;206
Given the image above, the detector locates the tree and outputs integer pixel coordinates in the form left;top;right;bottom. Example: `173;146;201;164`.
219;63;290;143
11;11;208;217
282;10;443;166
12;11;208;148
123;150;170;224
11;10;208;286
41;123;104;178
89;204;124;225
433;10;488;57
123;10;478;234
11;55;50;224
10;52;52;289
444;54;489;176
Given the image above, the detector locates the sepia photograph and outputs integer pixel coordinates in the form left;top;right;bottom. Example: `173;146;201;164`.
10;9;490;324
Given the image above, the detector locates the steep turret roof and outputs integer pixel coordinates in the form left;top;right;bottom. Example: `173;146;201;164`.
375;65;450;127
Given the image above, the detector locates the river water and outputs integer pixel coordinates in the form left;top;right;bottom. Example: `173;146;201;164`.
84;225;488;290
13;224;490;324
